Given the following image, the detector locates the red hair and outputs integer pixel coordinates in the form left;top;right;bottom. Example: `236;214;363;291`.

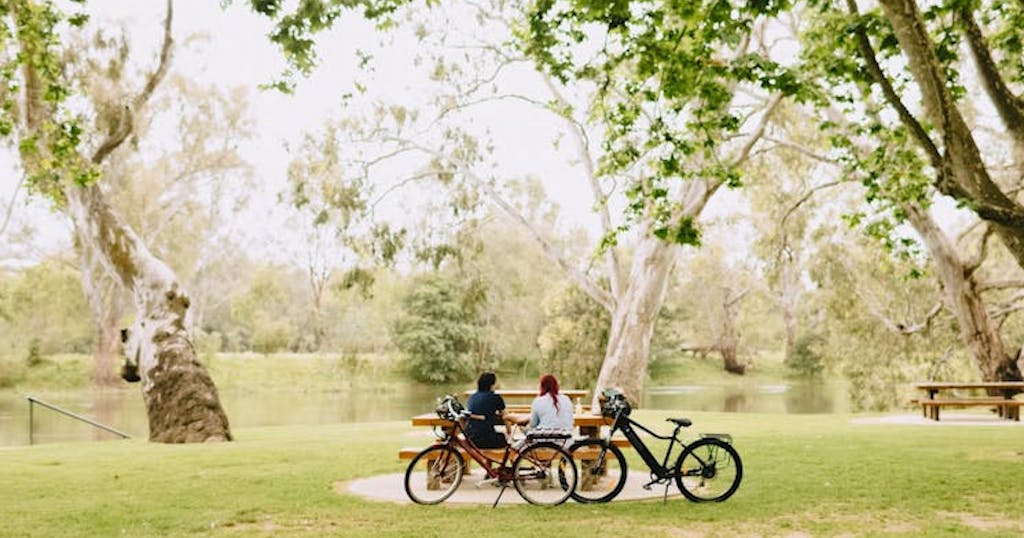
539;374;560;409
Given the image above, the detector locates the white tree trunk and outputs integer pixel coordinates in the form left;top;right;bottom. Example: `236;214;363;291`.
906;203;1021;382
67;183;231;442
592;229;679;407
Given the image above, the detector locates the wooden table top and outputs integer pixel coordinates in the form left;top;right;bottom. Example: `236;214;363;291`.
914;382;1024;390
463;389;589;400
411;412;610;428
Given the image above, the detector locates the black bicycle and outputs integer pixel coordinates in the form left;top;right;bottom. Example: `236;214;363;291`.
569;389;742;503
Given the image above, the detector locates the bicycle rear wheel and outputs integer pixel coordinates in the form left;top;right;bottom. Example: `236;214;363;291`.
569;439;627;503
512;442;577;506
404;445;464;504
674;438;742;502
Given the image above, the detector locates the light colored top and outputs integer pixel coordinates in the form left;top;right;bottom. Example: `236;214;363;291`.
529;393;574;431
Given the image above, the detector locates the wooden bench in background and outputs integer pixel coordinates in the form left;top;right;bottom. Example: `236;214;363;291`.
918;398;1022;421
913;382;1024;421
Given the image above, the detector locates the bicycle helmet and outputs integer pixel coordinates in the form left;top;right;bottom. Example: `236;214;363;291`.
600;388;631;417
434;394;465;421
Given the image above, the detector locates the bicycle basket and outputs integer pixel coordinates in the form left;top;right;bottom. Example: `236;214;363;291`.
599;389;631;417
434;394;464;421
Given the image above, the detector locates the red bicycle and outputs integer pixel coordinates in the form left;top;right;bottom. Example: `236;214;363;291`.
403;395;578;506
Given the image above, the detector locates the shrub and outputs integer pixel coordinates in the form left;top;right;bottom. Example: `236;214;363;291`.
785;334;825;378
390;276;477;384
536;285;609;389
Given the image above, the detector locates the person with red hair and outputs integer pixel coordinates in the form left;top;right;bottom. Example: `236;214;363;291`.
529;374;573;432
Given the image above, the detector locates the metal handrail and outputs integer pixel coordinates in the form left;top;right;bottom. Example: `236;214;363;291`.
27;396;131;445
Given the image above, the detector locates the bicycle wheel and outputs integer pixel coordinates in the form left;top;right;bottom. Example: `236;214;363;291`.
673;438;742;502
512;442;577;506
569;439;628;503
404;445;464;505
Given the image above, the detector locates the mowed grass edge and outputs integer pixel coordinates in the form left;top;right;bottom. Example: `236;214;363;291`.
2;411;1022;537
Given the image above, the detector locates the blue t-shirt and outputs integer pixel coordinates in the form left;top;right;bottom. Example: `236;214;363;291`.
465;391;506;441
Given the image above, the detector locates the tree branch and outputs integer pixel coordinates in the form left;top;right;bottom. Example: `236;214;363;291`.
91;0;174;164
732;94;782;169
400;140;616;312
846;0;942;171
977;280;1024;292
963;223;993;278
0;174;24;238
541;74;625;298
959;8;1024;147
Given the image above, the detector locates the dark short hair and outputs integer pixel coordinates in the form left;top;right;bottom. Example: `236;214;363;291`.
477;372;497;392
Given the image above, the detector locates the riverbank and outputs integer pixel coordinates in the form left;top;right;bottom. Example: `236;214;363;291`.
2;350;818;392
2;410;1021;537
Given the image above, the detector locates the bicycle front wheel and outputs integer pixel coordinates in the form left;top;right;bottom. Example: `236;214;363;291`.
404;445;464;505
569;439;627;503
512;442;577;506
674;438;742;502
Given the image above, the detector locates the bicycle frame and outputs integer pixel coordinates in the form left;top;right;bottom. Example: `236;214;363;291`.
606;410;689;481
437;417;516;481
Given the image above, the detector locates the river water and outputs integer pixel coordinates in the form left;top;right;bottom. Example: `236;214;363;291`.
0;380;847;447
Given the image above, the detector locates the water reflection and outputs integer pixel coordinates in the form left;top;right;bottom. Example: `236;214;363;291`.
1;380;847;447
644;381;847;415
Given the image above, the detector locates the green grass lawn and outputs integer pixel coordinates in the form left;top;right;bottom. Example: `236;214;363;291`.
2;411;1022;537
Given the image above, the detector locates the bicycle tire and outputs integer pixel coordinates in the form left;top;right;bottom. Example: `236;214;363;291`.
512;442;577;506
673;438;742;502
568;439;628;503
404;445;464;505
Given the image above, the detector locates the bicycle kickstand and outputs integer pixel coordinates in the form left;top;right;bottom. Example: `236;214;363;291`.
492;483;508;508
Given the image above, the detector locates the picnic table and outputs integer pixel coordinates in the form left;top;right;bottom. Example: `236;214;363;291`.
460;387;589;414
400;389;628;465
912;382;1024;421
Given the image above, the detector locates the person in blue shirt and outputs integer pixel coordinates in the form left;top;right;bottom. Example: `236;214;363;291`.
465;372;510;448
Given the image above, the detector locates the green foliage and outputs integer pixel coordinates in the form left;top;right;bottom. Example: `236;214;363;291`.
784;334;825;378
239;0;412;90
0;260;93;357
808;227;962;411
24;338;42;367
521;0;806;245
228;265;301;353
390;274;480;383
0;0;98;201
536;284;609;390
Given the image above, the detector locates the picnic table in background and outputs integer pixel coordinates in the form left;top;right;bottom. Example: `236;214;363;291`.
462;389;589;414
912;382;1024;421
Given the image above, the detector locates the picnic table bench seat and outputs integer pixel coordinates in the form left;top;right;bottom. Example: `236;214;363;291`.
917;398;1022;421
913;382;1024;421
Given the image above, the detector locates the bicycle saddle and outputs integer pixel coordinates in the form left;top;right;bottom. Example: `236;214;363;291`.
667;418;692;427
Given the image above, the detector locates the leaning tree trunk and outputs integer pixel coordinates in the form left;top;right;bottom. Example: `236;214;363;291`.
906;204;1022;384
68;183;231;442
592;230;679;408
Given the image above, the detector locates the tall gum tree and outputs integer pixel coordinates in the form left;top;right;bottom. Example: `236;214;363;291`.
240;0;799;406
1;0;231;442
801;0;1024;384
